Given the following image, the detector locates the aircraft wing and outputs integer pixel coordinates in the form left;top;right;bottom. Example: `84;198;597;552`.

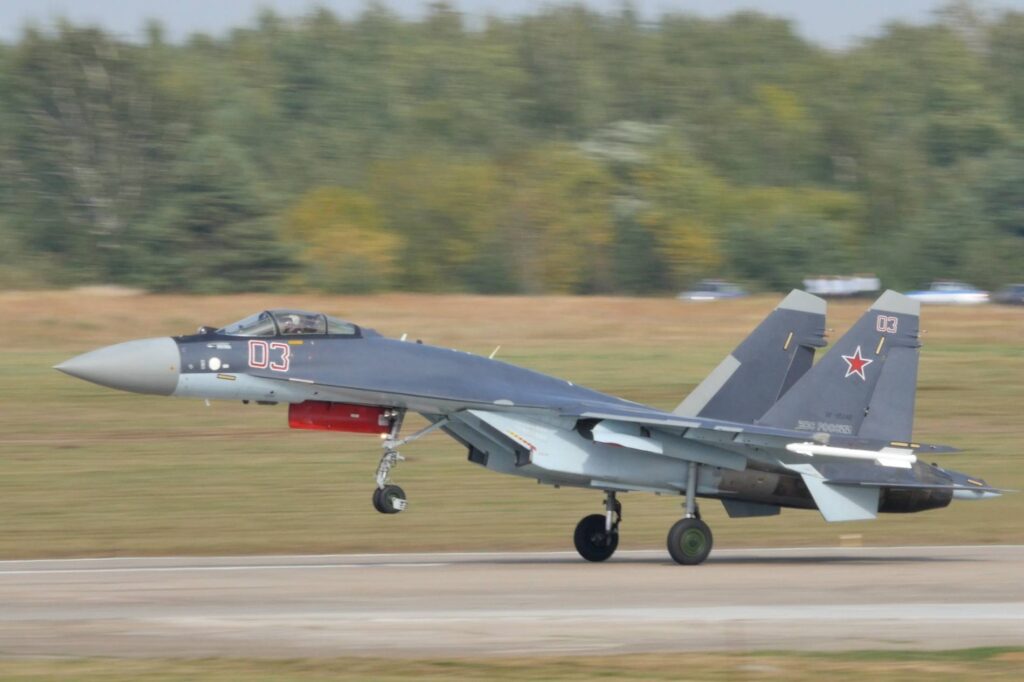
560;398;958;456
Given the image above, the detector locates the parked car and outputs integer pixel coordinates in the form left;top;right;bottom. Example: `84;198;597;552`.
993;283;1024;305
802;274;880;298
905;281;989;305
677;279;748;301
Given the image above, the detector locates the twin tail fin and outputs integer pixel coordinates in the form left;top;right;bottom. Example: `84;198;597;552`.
757;290;921;442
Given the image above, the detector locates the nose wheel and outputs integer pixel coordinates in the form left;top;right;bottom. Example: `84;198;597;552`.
372;484;407;514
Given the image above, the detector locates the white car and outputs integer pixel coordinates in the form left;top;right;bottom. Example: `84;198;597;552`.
803;274;880;298
905;281;989;305
677;280;747;301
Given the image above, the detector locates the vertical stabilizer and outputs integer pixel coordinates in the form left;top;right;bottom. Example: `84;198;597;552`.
758;291;921;441
675;290;827;423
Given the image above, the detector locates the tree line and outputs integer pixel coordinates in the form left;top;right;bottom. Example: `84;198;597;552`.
1;2;1022;294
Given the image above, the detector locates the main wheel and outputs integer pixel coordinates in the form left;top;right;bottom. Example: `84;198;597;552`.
667;517;713;565
373;484;406;514
573;514;619;562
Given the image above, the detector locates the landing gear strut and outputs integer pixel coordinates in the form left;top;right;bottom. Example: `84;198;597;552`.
574;491;621;562
666;462;713;565
370;412;450;515
372;411;407;514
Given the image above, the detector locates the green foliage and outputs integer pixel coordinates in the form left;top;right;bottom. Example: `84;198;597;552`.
282;187;399;293
1;24;188;284
723;187;860;290
0;4;1023;293
369;154;502;291
492;145;616;294
128;136;295;292
981;143;1024;239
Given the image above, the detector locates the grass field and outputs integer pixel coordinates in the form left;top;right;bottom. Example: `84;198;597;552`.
2;649;1022;680
0;290;1021;559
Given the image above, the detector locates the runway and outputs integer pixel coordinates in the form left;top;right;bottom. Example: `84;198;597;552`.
1;545;1022;658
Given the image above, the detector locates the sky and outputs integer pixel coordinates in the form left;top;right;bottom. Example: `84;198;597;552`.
2;0;1024;48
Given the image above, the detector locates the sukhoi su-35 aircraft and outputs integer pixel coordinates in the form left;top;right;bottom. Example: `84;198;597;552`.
56;290;1000;565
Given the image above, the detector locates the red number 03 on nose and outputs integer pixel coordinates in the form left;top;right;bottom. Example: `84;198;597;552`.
248;339;291;372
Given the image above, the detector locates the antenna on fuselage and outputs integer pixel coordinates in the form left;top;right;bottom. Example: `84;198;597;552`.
489;345;501;359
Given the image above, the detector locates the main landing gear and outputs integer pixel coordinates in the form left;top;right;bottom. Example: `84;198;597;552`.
371;412;449;515
666;462;713;565
574;491;622;562
571;463;714;566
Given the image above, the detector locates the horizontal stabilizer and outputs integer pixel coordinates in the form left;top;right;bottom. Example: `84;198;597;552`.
800;474;880;522
823;479;1004;494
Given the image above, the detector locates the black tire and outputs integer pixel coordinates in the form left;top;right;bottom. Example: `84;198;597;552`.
377;484;406;514
666;517;713;565
372;487;387;514
573;514;619;562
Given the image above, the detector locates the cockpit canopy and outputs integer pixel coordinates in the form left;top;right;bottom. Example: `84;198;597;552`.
217;310;359;337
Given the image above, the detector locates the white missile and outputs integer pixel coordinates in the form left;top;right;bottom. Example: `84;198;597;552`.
785;442;917;469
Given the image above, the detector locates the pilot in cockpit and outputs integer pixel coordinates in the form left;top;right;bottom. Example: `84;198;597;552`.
280;314;303;335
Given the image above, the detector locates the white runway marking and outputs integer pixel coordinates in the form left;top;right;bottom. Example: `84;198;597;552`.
0;562;446;576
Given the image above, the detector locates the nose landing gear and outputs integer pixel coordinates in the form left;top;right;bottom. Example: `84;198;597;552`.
370;413;449;515
372;411;407;514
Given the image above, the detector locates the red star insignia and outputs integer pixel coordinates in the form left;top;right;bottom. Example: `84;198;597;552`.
841;345;873;380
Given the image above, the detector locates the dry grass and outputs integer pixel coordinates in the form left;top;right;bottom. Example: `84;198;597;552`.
1;649;1022;681
0;291;1021;558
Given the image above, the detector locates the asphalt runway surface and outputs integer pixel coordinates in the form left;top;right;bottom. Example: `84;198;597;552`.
1;545;1022;658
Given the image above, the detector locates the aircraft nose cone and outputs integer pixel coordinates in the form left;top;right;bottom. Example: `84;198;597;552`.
55;337;180;396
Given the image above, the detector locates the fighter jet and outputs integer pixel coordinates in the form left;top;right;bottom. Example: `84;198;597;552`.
55;291;1000;565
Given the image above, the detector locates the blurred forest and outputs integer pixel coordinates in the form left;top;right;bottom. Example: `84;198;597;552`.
1;1;1023;294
